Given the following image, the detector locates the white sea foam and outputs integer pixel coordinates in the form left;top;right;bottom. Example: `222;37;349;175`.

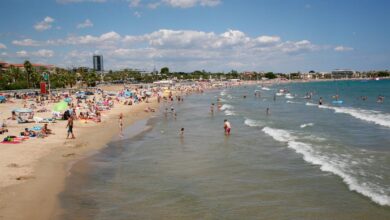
220;104;236;115
300;123;314;128
316;105;390;128
220;104;234;111
287;100;300;104
261;87;271;91
225;110;236;116
305;102;317;106
244;118;263;127
276;92;283;96
227;95;233;99
285;93;294;99
220;90;226;96
262;126;390;206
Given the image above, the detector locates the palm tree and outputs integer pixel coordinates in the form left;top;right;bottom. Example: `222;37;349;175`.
24;60;33;88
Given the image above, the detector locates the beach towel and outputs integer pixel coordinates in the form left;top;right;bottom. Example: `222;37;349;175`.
1;141;21;144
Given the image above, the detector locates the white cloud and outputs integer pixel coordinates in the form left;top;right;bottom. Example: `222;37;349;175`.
34;16;55;31
12;39;41;47
163;0;220;8
16;50;28;57
134;11;142;18
147;2;161;9
334;46;354;52
33;49;55;58
254;35;281;44
9;29;327;71
77;19;94;29
15;49;54;58
128;0;141;7
0;43;6;49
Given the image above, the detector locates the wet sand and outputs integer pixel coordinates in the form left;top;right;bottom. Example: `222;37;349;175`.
0;98;159;220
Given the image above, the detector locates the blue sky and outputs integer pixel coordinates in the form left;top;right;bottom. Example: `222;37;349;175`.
0;0;389;72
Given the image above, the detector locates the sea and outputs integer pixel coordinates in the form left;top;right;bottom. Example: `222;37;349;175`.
60;79;390;220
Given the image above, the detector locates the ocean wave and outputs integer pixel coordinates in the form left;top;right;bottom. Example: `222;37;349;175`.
225;110;236;116
314;105;390;128
287;100;300;104
244;118;263;127
300;123;314;128
220;104;234;111
285;94;294;99
262;126;390;206
261;87;271;91
305;102;317;106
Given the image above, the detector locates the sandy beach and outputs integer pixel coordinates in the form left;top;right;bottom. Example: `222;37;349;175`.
0;85;160;220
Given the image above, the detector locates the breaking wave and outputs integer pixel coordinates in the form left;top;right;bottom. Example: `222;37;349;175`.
262;126;390;206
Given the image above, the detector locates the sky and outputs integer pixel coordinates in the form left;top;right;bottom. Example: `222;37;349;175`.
0;0;389;72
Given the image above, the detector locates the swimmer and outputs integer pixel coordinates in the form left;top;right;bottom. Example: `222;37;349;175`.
319;97;323;105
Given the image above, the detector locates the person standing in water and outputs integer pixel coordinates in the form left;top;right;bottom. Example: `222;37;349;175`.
319;97;323;105
224;119;231;136
266;107;270;115
210;103;215;114
179;128;184;137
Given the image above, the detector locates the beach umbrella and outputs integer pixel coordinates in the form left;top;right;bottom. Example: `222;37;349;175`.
64;97;72;103
14;108;33;113
53;101;68;112
125;91;133;97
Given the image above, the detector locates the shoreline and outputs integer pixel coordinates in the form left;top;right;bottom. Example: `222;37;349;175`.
0;97;159;220
0;79;386;219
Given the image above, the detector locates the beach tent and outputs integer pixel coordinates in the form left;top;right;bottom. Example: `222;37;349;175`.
13;108;34;121
53;101;68;112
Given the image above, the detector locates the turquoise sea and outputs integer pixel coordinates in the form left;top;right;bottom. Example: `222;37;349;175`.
60;79;390;220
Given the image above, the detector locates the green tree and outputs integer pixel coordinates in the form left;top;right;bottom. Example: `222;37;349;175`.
264;72;277;79
160;67;169;75
24;60;33;88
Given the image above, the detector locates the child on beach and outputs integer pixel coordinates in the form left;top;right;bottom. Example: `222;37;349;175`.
224;119;231;136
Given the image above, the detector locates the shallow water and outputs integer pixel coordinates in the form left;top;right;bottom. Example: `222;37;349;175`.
60;80;390;220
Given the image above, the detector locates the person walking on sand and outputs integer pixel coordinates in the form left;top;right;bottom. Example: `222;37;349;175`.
66;116;75;139
119;113;124;135
224;119;231;136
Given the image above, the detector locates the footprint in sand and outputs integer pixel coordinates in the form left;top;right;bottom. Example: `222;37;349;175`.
62;153;76;157
7;163;20;168
15;175;35;181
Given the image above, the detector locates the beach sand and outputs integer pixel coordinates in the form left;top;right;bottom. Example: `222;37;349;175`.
0;87;159;220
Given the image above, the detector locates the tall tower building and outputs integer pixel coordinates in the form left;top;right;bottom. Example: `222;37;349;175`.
93;55;104;72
